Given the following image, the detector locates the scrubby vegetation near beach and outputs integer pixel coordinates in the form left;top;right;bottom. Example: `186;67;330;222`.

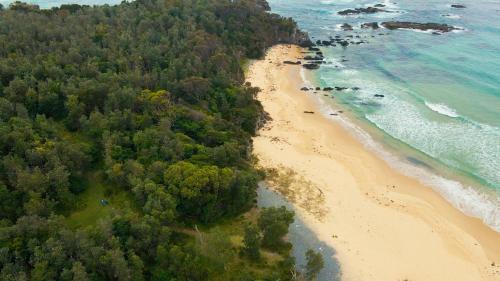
0;1;314;280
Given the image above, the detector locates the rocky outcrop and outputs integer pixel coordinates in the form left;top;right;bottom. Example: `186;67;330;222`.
451;4;466;8
303;63;320;70
254;0;271;11
381;21;459;33
341;23;353;31
338;7;384;15
304;55;324;61
361;22;380;29
283;61;301;65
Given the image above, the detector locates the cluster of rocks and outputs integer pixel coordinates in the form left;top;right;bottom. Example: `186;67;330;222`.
361;22;380;29
300;86;360;92
381;21;459;33
302;48;326;70
283;61;301;65
315;35;367;48
338;6;385;15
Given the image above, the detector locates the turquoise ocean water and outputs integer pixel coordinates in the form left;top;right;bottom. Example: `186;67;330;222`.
267;0;500;231
1;0;499;231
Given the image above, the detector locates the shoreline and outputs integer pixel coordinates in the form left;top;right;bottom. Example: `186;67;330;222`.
248;44;500;281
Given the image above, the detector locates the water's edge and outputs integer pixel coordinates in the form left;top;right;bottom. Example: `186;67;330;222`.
257;183;341;281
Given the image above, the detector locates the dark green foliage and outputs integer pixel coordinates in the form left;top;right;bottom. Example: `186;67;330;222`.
258;206;295;251
305;249;324;281
0;0;305;279
241;224;261;260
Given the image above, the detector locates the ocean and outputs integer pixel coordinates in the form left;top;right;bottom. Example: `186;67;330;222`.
1;0;498;231
268;0;500;231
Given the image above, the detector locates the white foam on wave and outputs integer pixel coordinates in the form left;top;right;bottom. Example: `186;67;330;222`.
424;101;460;118
320;96;500;232
319;0;338;4
340;69;358;76
305;66;500;232
442;14;461;19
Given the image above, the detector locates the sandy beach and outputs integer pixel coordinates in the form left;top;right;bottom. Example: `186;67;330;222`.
248;45;500;281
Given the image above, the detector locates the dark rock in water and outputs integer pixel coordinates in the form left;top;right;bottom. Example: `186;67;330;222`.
335;87;348;91
323;87;334;91
374;94;385;97
316;87;321;91
352;87;360;91
300;87;309;91
374;3;385;7
309;47;320;51
361;22;380;29
330;113;338;116
451;4;466;8
322;40;332;46
341;59;348;62
338;6;384;15
341;23;353;31
316;51;323;55
283;61;301;65
304;55;323;61
303;63;320;70
381;21;459;33
339;41;349;47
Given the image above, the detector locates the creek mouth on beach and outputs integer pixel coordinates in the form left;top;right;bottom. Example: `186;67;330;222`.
257;184;341;281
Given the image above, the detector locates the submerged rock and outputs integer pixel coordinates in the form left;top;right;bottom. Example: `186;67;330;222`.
381;21;459;33
341;23;353;31
451;4;466;8
361;22;380;29
303;63;320;70
374;94;385;98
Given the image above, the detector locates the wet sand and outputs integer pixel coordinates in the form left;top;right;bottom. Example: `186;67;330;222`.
248;44;500;281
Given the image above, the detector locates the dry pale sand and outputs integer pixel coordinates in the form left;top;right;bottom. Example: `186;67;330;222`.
248;45;500;281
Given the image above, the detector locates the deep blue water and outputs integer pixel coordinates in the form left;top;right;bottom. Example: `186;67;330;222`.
268;0;500;231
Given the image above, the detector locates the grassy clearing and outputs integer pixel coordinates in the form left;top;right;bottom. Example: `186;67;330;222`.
65;171;135;229
176;208;290;280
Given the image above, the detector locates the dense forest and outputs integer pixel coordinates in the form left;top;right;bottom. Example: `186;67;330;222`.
0;0;320;280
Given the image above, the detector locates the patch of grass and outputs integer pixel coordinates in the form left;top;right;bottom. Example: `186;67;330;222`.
65;171;136;229
175;208;290;280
